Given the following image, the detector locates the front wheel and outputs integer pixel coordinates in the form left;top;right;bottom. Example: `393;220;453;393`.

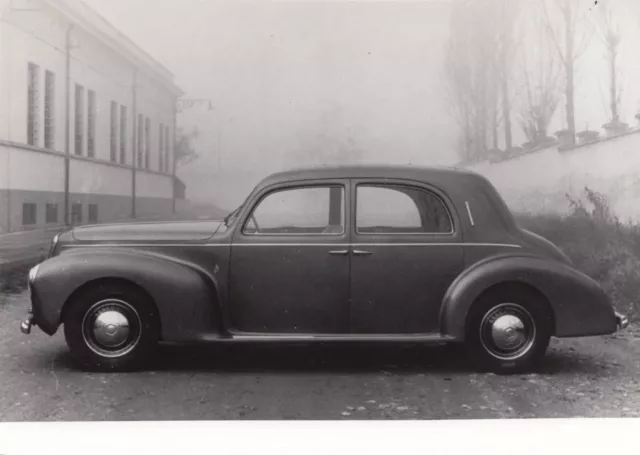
63;283;160;372
465;289;552;374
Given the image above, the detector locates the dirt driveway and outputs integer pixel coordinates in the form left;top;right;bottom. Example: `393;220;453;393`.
1;266;639;421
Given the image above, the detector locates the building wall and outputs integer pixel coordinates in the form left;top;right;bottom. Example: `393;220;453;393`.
0;142;174;233
0;0;181;233
466;130;640;222
1;1;68;148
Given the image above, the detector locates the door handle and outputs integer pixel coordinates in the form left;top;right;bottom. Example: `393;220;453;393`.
329;250;349;256
352;250;372;256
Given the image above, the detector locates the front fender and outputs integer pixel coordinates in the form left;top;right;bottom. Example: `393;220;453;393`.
31;249;222;341
439;254;617;340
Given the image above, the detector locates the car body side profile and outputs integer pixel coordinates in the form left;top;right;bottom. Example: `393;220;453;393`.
20;165;629;374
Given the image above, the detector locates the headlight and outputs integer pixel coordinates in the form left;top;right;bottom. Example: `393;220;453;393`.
28;264;40;283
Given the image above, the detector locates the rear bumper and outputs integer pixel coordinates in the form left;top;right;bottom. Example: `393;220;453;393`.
615;311;629;330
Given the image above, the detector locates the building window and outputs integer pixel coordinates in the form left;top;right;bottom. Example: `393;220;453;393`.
165;126;170;174
45;203;58;224
88;204;98;223
74;84;84;155
27;63;40;147
159;123;164;172
71;202;82;224
110;101;118;162
120;105;127;164
87;90;96;158
145;117;150;169
22;203;37;225
137;113;143;167
44;70;55;150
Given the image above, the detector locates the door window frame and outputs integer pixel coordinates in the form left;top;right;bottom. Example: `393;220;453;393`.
352;179;458;238
236;180;350;238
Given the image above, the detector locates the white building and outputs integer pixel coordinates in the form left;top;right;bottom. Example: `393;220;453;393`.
0;0;183;233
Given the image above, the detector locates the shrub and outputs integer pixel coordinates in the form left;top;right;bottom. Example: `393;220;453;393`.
516;187;640;321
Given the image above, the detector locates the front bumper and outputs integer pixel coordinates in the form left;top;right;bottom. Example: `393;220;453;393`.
615;311;629;330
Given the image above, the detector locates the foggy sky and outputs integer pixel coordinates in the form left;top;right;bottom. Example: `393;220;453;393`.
80;0;640;210
81;0;456;208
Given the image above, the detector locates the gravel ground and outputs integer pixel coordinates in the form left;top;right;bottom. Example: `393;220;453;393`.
1;266;640;421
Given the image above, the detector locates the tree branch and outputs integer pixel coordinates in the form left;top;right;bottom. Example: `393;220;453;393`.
539;0;567;63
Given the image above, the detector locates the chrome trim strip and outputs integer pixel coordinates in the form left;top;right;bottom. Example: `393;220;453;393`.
226;334;454;342
465;201;475;227
353;231;455;237
241;231;346;237
67;242;522;248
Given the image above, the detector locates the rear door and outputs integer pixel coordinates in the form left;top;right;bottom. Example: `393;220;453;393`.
349;179;465;334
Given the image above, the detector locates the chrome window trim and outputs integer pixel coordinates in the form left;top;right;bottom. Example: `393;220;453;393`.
465;201;475;227
241;184;347;237
354;183;455;236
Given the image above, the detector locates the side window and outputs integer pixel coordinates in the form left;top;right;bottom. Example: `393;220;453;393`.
356;184;453;234
244;185;345;235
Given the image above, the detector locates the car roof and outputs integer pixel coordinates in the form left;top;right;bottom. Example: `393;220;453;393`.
257;164;482;187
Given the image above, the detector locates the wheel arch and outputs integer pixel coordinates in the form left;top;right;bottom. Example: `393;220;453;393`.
60;276;163;337
441;252;618;340
439;254;566;341
32;249;224;342
463;280;556;335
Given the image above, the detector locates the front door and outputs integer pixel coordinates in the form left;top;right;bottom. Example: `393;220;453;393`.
228;181;351;334
349;179;465;334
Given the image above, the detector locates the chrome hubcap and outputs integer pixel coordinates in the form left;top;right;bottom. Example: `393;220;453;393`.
491;314;526;350
479;303;536;361
93;311;130;348
82;299;142;358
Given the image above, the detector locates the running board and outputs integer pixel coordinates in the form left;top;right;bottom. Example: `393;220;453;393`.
194;333;457;343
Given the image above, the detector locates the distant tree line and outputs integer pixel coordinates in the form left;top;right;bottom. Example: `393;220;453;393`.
445;0;628;163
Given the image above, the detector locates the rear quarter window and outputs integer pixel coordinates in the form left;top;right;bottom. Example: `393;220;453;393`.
356;184;453;234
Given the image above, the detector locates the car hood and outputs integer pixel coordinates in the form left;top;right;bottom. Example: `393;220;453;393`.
71;220;224;242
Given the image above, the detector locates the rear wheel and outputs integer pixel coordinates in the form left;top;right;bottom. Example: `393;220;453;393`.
63;282;160;372
465;288;552;374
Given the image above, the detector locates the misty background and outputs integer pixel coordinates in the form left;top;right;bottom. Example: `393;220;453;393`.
81;0;640;211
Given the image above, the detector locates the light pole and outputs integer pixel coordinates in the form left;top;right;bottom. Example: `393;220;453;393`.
64;24;73;226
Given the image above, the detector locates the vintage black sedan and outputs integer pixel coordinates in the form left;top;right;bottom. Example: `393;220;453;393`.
20;165;628;374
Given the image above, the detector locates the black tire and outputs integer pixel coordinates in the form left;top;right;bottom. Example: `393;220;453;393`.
63;282;160;372
465;287;552;375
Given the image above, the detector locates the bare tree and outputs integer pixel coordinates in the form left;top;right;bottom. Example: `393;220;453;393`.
444;0;502;162
287;132;364;168
175;127;200;168
539;0;594;146
519;12;563;147
493;0;524;151
596;1;623;127
443;10;474;161
286;106;365;167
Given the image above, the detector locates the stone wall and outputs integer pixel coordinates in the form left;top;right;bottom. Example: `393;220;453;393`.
466;129;640;222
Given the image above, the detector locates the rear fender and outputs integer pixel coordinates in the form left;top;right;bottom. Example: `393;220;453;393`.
31;249;222;341
439;254;617;340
